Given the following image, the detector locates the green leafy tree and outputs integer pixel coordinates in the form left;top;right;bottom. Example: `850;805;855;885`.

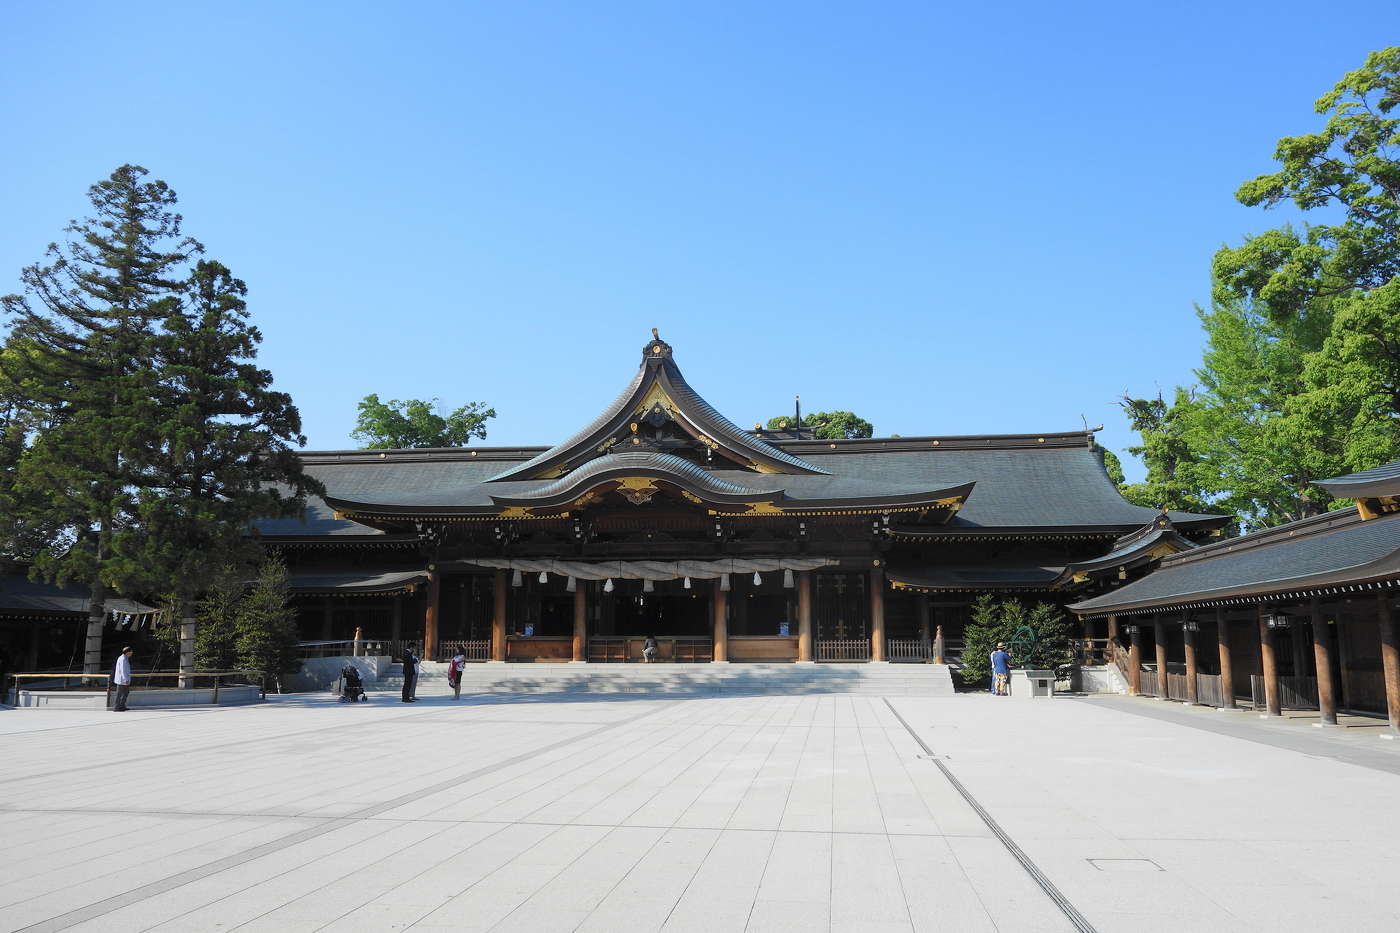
234;555;300;691
1218;47;1400;476
351;394;495;448
959;595;1075;687
765;410;873;439
1115;389;1213;514
1;165;197;672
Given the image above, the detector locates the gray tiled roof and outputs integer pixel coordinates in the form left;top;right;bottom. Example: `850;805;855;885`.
250;495;387;537
0;574;155;617
888;564;1064;589
794;446;1219;530
1069;510;1400;614
1318;460;1400;499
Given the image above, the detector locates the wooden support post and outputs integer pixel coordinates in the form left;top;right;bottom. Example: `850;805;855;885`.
491;570;507;662
1258;605;1282;717
422;571;441;661
1128;628;1141;696
712;581;729;662
870;566;886;662
572;584;587;662
1183;621;1199;705
1217;608;1234;709
1311;598;1338;726
1106;614;1119;667
797;571;813;662
1379;594;1400;736
391;596;403;645
1154;619;1169;699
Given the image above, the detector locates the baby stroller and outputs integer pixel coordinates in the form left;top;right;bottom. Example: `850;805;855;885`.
339;665;368;702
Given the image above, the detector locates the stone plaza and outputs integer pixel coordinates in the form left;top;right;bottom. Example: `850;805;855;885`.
5;681;1400;933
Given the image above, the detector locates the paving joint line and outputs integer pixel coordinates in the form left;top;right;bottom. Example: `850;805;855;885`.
882;697;1098;933
13;702;666;933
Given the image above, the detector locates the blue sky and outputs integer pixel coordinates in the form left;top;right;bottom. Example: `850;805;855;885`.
3;2;1393;481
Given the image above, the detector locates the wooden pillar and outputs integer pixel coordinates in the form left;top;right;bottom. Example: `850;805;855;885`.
572;583;587;662
796;571;813;662
491;570;507;662
1106;614;1119;667
1127;627;1141;695
1154;619;1169;698
1258;605;1282;717
1311;598;1338;726
422;570;441;661
1379;594;1400;735
1216;608;1234;709
869;566;886;661
712;580;729;662
1183;622;1199;705
390;596;403;644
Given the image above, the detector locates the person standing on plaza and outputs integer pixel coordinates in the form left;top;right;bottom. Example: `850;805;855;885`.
991;642;1011;696
642;635;658;663
111;646;134;711
448;649;466;700
401;647;418;703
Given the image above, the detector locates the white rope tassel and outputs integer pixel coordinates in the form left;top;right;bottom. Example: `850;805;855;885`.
753;571;762;586
720;574;730;591
683;576;691;589
566;576;576;593
604;578;614;593
538;571;548;583
511;569;523;588
783;569;795;588
643;579;654;592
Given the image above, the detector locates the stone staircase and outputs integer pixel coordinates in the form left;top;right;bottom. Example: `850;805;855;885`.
372;660;955;697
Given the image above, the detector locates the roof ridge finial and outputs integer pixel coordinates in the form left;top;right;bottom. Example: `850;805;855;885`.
651;327;659;339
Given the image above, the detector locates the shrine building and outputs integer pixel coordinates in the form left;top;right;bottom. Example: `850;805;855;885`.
253;333;1226;665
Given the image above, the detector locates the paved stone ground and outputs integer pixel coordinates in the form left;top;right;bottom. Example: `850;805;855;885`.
2;686;1399;933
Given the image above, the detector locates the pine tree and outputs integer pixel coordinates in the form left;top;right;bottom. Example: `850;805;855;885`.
1;165;197;672
132;258;320;676
234;556;300;692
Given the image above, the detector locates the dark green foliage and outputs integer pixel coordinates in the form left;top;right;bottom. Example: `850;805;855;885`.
1;165;197;603
765;410;873;439
233;556;300;690
351;394;495;449
959;595;1075;687
1;165;319;672
194;570;243;672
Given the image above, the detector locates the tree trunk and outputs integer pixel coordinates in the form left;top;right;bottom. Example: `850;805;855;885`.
83;580;107;676
179;597;197;688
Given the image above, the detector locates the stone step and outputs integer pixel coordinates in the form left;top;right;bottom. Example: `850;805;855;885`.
365;662;955;696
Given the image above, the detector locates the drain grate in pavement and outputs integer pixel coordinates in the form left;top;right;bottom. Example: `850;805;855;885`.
1087;858;1164;872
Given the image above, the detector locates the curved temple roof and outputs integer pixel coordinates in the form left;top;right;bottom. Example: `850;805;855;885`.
1318;460;1400;500
487;333;828;481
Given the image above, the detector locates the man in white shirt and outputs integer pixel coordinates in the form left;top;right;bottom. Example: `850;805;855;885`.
112;646;133;712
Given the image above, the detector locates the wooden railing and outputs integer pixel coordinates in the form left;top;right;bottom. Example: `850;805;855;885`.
586;636;712;663
10;670;267;705
1166;672;1191;702
1196;673;1224;707
1139;670;1159;697
439;640;491;661
887;638;931;662
1251;674;1319;710
816;639;870;661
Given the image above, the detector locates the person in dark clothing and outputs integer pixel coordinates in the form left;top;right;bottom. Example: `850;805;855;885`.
401;649;419;703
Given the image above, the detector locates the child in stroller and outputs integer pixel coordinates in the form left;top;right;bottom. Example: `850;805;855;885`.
339;664;368;702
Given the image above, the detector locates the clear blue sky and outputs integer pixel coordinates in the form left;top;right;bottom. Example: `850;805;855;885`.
3;2;1393;481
